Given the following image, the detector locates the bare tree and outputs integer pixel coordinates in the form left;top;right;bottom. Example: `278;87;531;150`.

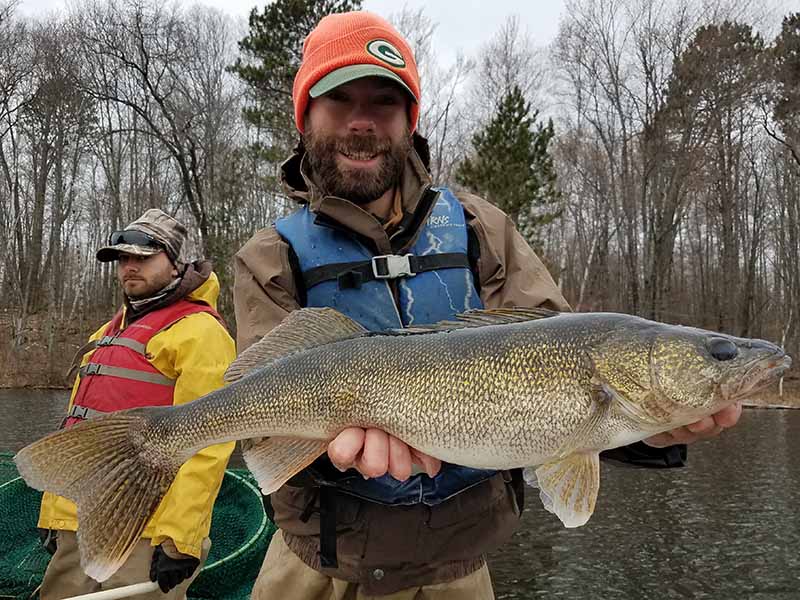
72;0;241;255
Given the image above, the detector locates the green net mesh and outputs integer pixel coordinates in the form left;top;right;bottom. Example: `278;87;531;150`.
0;452;276;600
0;474;50;600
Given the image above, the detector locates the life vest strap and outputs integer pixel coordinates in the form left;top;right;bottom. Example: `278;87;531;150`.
65;339;102;382
318;486;338;568
78;363;175;386
65;336;148;382
95;335;147;355
303;252;471;291
67;404;107;421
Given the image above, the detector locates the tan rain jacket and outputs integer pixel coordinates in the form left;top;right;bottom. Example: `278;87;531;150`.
233;136;570;593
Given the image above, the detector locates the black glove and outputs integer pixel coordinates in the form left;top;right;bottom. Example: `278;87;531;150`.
149;543;200;593
38;528;58;555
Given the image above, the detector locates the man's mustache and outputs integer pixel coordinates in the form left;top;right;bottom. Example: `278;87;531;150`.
334;135;390;155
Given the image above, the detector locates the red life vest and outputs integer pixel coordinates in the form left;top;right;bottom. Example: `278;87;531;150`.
66;300;222;427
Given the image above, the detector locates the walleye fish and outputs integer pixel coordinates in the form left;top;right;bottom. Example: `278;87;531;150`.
15;307;790;581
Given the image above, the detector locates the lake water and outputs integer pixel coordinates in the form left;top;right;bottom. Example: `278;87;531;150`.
2;389;798;599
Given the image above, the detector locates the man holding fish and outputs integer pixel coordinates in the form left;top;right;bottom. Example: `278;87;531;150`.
232;10;746;600
16;9;774;600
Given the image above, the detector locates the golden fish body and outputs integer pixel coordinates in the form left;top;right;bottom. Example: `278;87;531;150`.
15;308;791;581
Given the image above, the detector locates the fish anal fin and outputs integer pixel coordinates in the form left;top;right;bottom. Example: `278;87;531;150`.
225;308;366;383
243;436;328;495
524;452;600;528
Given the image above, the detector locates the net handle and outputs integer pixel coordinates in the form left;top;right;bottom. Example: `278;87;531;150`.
62;581;160;600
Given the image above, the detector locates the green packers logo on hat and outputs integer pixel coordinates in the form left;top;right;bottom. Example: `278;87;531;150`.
366;39;406;68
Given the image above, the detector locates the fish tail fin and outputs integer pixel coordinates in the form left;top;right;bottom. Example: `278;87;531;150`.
14;408;180;581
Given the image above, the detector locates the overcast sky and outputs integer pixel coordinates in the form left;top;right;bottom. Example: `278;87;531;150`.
17;0;568;65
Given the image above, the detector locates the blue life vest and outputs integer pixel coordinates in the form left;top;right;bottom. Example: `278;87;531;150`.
275;187;496;506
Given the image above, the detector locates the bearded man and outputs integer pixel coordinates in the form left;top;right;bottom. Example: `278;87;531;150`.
39;209;235;599
233;11;740;600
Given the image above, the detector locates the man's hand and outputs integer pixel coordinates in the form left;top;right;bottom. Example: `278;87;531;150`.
328;427;442;480
149;539;200;593
644;402;742;448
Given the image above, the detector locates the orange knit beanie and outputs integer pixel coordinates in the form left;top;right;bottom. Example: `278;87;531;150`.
293;11;420;133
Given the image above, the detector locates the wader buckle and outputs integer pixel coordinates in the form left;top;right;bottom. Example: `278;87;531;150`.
371;254;415;279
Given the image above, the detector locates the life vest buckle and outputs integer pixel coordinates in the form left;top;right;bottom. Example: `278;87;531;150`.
84;363;101;376
371;254;416;279
97;336;114;347
71;405;91;420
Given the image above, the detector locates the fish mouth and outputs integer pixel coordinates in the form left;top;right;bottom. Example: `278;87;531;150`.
724;353;792;402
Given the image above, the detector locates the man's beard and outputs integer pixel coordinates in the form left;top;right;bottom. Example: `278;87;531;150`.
122;270;178;301
303;127;411;205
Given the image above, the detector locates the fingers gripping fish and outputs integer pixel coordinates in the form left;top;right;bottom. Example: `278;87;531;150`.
14;308;791;581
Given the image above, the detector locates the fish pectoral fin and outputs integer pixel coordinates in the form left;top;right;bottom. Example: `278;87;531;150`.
243;436;328;495
225;308;366;383
523;451;600;528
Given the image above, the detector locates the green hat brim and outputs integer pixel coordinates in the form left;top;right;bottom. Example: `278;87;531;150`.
309;65;417;102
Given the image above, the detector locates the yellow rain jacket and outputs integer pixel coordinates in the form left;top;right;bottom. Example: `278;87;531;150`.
38;270;236;559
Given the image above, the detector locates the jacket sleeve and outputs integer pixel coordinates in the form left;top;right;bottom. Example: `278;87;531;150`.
459;192;686;468
144;312;237;557
600;442;687;468
458;192;570;311
233;226;301;351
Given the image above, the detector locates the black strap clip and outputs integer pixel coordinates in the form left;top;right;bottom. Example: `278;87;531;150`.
337;270;364;290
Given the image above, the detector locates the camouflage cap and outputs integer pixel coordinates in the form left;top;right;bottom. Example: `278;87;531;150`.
96;208;186;264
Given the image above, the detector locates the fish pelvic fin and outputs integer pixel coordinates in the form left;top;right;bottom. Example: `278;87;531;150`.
225;308;367;383
524;451;600;528
14;409;179;581
243;436;328;495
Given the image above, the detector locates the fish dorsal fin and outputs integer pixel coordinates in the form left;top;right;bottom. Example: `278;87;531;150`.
399;307;560;334
225;307;366;383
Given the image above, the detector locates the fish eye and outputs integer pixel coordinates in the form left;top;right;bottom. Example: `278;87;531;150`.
709;338;738;361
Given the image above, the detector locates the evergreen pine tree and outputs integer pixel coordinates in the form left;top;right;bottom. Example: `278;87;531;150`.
231;0;361;161
456;85;561;245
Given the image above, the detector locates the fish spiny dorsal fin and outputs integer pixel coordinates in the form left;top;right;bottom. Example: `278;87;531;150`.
399;307;560;334
225;307;367;383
